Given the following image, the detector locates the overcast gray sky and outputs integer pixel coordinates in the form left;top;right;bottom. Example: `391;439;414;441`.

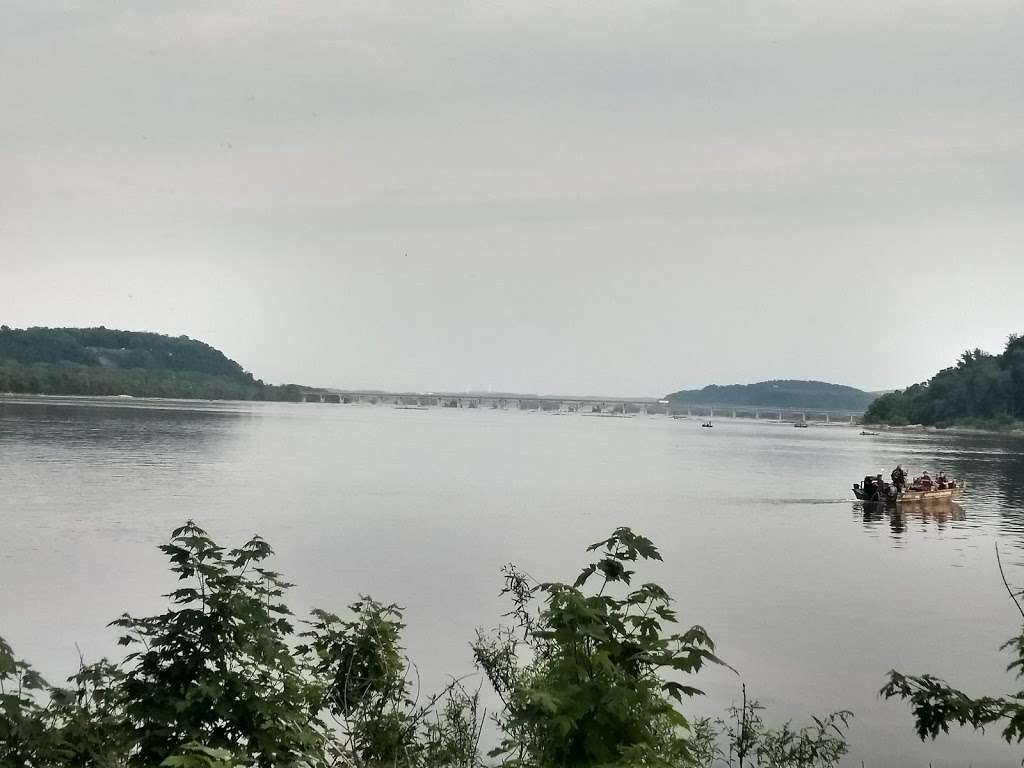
2;1;1022;396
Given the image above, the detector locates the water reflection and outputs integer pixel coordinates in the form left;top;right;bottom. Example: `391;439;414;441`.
856;500;965;538
0;398;240;467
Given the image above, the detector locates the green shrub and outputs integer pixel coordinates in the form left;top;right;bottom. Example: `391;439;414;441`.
2;522;851;767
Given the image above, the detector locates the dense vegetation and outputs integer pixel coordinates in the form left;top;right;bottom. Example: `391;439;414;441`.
1;523;852;767
666;380;876;411
864;335;1024;429
0;327;310;401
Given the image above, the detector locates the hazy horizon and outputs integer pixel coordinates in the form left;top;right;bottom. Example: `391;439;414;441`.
4;2;1022;396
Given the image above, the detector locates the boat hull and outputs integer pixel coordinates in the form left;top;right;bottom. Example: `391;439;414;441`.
853;485;964;504
893;487;963;504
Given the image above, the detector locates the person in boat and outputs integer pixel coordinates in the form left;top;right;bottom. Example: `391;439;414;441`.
937;471;948;490
863;475;877;498
863;474;888;500
891;465;907;492
876;474;890;500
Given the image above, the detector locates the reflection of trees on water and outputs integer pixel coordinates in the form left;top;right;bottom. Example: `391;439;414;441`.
0;400;239;459
856;501;965;537
951;436;1024;544
859;432;1024;547
990;454;1024;516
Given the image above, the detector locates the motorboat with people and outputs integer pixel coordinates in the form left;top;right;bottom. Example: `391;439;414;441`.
701;421;713;428
793;422;808;428
853;465;964;504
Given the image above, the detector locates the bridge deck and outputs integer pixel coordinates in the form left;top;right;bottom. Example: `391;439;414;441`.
301;390;863;419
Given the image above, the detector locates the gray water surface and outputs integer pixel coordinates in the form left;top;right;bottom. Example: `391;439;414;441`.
3;396;1024;766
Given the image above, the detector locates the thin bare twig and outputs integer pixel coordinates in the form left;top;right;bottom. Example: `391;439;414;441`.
995;543;1024;621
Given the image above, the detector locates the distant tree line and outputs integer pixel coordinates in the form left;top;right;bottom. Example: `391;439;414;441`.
864;334;1024;428
0;327;254;381
0;326;311;401
0;360;307;401
667;380;876;411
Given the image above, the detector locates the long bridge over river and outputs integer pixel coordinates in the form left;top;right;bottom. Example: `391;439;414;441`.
300;390;863;424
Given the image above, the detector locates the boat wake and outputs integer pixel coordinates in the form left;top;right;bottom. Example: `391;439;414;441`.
754;497;853;506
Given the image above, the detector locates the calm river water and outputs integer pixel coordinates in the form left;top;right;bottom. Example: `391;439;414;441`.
3;396;1024;766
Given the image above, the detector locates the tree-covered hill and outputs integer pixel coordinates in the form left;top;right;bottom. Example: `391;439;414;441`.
864;334;1024;428
666;379;876;411
0;326;311;401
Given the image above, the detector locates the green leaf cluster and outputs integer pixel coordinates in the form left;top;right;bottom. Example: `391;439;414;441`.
881;628;1024;746
694;695;851;768
881;547;1024;757
473;527;727;767
1;521;483;767
109;521;318;767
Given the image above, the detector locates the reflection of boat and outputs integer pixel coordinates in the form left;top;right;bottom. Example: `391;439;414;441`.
853;473;965;504
701;421;713;428
857;500;965;531
897;502;965;524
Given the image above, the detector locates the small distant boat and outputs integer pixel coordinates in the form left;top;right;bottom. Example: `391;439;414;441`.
395;405;428;410
860;430;878;436
793;422;808;428
701;421;713;428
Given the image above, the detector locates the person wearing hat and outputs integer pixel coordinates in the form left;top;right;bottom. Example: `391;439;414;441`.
891;464;907;492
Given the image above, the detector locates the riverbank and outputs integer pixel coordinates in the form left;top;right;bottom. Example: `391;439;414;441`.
862;420;1024;437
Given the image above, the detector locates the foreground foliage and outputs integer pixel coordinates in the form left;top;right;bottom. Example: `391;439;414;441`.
2;522;850;767
882;546;1024;751
694;690;851;768
474;527;725;766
